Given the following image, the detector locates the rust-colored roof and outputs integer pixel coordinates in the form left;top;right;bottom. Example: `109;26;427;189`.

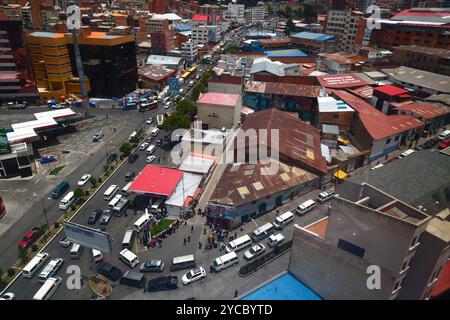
392;101;449;120
332;90;424;140
305;217;329;238
245;80;321;98
209;160;318;207
238;108;329;174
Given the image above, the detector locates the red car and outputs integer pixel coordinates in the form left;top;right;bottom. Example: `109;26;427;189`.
18;229;40;250
438;139;450;150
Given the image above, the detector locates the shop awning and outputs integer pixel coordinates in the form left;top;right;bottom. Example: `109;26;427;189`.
334;170;347;180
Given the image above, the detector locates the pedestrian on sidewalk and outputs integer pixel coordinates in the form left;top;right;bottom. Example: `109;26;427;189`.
187;236;191;242
183;238;186;245
234;290;238;298
191;226;194;233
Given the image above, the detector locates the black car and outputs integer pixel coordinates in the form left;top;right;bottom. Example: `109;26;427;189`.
125;171;136;182
97;262;122;282
128;153;139;163
145;276;178;292
106;153;117;164
87;209;102;225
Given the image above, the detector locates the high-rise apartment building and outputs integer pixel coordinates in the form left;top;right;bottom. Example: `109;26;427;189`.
326;8;366;52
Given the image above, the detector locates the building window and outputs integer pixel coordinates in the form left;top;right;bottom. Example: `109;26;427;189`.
386;138;391;144
395;136;399;141
337;239;365;258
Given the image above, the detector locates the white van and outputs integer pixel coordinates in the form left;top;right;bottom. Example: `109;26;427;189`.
296;199;316;215
104;185;119;201
171;254;196;271
146;144;156;155
129;130;137;141
210;252;239;273
69;243;83;260
108;194;123;209
92;249;103;263
38;258;63;283
22;252;50;279
119;248;140;268
250;222;274;242
122;229;135;249
32;276;62;300
151;128;160;137
150;198;164;213
438;129;450;140
273;211;294;229
133;212;151;232
225;235;252;253
121;181;133;197
267;233;285;248
398;149;415;159
59;191;76;210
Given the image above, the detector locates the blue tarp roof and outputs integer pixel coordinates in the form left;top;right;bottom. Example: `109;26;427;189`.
174;24;192;31
291;31;335;42
265;49;308;57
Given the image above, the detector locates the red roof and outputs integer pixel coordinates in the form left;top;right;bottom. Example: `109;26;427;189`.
373;85;410;97
317;74;368;89
332;90;424;140
197;92;239;107
192;14;220;22
393;9;450;18
128;165;183;197
393;101;449;120
431;261;450;298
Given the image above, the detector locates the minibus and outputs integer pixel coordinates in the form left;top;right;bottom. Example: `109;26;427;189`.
59;191;76;210
133;213;151;232
32;277;62;300
151;128;160;137
122;229;135;249
118;249;140;268
120;270;146;289
22;252;49;279
225;235;252;253
273;211;294;229
210;252;239;273
170;254;196;271
38;258;63;283
296;199;316;215
104;185;119;201
250;222;274;242
51;181;69;199
69;243;83;260
108;194;123;209
146;144;156;155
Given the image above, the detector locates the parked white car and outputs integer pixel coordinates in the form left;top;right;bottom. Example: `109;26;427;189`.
77;174;91;186
146;155;156;163
139;142;149;151
244;244;266;260
181;267;207;285
0;292;15;300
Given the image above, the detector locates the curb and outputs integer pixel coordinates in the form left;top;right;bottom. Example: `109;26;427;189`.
0;131;150;295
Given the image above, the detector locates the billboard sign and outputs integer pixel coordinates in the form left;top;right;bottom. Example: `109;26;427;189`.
63;222;112;254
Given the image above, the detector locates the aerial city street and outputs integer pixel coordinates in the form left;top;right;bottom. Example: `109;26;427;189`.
0;0;449;303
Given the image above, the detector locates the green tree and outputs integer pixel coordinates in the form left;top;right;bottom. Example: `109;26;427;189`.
191;83;206;101
224;44;237;53
89;176;97;187
176;99;197;117
74;187;84;199
303;4;317;23
103;164;110;173
160;112;191;132
267;5;274;16
285;19;296;36
120;143;133;156
18;248;28;260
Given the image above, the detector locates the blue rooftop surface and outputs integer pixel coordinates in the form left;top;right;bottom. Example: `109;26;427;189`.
174;24;192;31
265;49;307;57
291;31;335;42
242;273;322;300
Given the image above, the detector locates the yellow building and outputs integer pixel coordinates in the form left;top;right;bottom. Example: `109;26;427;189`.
25;31;91;102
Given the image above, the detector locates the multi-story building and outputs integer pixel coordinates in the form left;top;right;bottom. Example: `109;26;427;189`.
191;25;220;45
290;31;337;54
146;14;181;54
244;7;267;24
289;180;431;300
149;0;166;14
226;3;245;23
393;45;450;76
326;8;366;52
370;8;450;50
25;31;90;102
0;20;38;103
196;92;242;130
316;51;367;74
181;40;198;64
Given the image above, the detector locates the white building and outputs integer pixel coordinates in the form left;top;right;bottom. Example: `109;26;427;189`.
192;25;221;44
326;9;365;52
181;40;198;63
227;3;245;23
245;7;267;24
